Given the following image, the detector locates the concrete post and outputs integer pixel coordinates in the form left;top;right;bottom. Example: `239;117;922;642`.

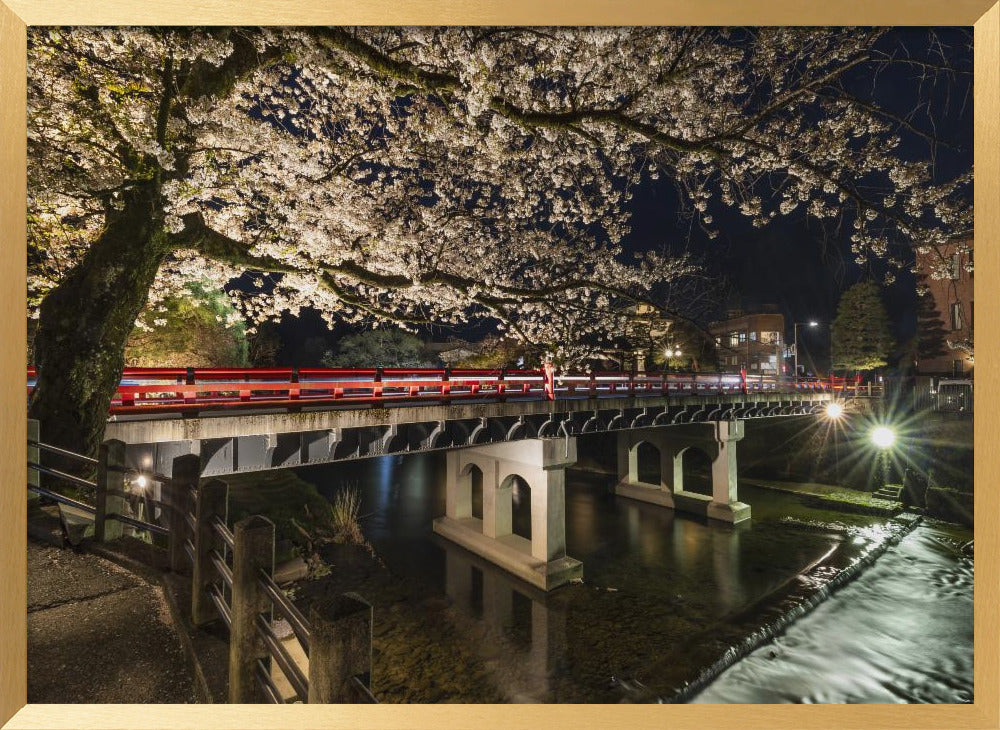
531;468;567;562
707;421;751;523
617;437;635;486
27;419;39;501
433;438;582;591
710;432;739;506
229;515;275;704
308;593;373;703
671;450;685;493
660;446;675;492
192;479;228;626
613;431;675;509
94;439;126;542
483;466;511;539
445;450;471;520
165;454;200;574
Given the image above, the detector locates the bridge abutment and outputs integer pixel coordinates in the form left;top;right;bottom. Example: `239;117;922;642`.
433;438;583;591
614;421;751;524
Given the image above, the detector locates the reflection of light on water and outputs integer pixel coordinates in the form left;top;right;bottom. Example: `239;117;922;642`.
367;455;396;512
847;523;892;548
712;527;743;611
694;525;973;704
569;494;600;547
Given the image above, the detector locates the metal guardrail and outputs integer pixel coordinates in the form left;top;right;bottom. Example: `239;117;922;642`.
259;569;311;656
28;439;99;465
27;461;96;491
27;485;96;514
27;428;167;540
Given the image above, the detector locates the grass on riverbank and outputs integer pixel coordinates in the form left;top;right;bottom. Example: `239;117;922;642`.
331;486;365;544
223;470;369;564
741;477;904;517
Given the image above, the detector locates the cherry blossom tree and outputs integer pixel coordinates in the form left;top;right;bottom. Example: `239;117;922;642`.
27;27;971;454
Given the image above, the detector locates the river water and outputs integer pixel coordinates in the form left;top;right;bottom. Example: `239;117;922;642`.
293;451;973;704
691;522;974;704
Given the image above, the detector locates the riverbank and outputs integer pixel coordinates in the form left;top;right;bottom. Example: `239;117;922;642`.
740;477;905;517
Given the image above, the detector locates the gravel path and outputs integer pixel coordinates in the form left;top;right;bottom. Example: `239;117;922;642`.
27;541;197;703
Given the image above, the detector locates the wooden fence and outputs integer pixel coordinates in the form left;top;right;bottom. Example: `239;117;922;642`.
26;419;375;704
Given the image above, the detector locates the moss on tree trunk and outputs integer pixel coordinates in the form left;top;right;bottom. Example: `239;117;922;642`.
29;184;169;457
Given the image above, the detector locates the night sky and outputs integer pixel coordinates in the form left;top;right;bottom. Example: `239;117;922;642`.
277;28;974;372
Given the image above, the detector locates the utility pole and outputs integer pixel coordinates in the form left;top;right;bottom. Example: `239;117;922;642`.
794;320;819;379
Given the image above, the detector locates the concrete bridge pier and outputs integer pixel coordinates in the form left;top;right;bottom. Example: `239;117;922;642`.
433;438;583;591
614;421;751;524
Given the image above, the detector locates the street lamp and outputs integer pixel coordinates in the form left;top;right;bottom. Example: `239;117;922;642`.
870;424;897;489
870;425;896;449
824;402;844;419
793;320;819;380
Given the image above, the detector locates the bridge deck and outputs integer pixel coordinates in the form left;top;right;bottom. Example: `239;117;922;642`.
104;390;831;444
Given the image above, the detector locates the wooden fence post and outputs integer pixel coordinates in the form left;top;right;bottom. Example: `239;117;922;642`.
165;454;200;574
229;516;275;704
27;419;39;501
307;592;373;703
192;479;228;627
94;439;126;542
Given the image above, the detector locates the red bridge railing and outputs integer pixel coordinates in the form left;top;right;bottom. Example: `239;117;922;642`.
26;366;849;416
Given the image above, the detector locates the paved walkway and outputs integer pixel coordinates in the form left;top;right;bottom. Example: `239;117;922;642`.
27;540;197;703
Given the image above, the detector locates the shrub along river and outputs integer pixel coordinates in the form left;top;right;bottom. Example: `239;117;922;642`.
286;451;973;704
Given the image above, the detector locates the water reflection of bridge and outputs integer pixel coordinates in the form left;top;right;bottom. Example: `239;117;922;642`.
435;490;754;703
437;535;568;703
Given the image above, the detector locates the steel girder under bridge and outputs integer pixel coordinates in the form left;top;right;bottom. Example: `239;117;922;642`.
104;390;832;479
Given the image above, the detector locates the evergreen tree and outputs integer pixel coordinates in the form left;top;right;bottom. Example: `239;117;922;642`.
322;330;432;368
125;283;248;367
831;281;894;372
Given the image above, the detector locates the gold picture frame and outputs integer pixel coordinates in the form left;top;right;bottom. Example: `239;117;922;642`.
1;2;996;727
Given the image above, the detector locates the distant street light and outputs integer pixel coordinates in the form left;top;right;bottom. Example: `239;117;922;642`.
793;320;819;379
133;474;149;490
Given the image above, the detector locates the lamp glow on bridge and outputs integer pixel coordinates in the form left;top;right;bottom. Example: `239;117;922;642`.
870;425;896;449
133;474;149;489
825;402;844;419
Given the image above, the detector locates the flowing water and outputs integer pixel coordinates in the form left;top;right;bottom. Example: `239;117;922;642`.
691;522;974;704
293;452;973;703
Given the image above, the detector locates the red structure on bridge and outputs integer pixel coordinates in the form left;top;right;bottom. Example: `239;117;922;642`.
27;367;858;416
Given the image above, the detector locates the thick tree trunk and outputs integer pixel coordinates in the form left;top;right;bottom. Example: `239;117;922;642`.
29;184;169;457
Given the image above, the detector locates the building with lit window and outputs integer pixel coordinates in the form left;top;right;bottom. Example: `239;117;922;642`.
914;235;973;377
709;307;785;375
